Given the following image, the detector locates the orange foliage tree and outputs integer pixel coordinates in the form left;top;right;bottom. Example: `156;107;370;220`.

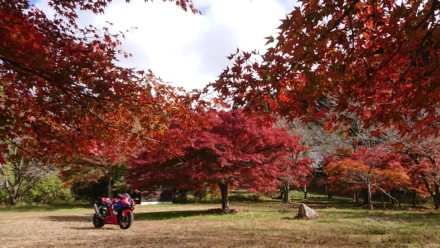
327;145;410;210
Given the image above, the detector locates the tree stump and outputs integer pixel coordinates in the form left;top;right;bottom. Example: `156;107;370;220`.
296;203;319;219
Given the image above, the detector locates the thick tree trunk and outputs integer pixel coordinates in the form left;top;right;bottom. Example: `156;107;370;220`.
282;183;290;203
434;184;440;210
219;183;229;210
412;190;417;208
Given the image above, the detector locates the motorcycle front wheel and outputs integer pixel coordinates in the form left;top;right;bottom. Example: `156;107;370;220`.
118;212;133;229
92;214;104;228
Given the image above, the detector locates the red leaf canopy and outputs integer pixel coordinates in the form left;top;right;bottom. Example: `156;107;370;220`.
209;0;440;138
0;0;197;160
128;109;312;193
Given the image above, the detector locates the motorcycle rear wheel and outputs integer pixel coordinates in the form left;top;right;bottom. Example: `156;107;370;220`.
92;214;104;228
118;212;133;229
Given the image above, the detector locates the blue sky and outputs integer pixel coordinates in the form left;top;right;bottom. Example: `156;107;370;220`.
33;0;296;90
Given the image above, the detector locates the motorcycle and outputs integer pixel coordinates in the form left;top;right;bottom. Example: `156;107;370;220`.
92;193;136;229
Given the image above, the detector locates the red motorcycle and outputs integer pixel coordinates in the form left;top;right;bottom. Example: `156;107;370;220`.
92;193;136;229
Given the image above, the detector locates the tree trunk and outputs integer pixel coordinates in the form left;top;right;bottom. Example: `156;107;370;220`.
107;175;113;199
389;191;394;205
434;184;440;210
282;183;290;203
279;187;284;200
381;194;386;209
367;182;373;210
219;183;229;210
412;190;417;208
326;185;332;198
1;164;16;205
362;189;368;205
303;185;308;199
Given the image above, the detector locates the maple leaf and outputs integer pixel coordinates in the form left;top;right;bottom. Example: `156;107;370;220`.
27;116;36;123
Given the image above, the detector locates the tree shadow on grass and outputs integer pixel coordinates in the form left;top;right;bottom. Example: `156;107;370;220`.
135;209;234;221
70;226;98;230
46;209;234;222
136;210;207;220
70;226;119;230
46;214;92;222
0;205;90;212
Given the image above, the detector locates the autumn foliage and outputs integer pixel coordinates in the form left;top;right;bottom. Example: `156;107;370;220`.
3;0;440;210
128;110;313;210
209;0;440;138
326;145;410;210
0;0;198;163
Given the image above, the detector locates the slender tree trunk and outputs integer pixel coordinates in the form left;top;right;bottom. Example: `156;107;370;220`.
279;187;284;200
422;175;440;209
303;185;308;199
375;186;402;209
326;185;332;198
107;175;113;199
106;167;113;198
1;164;16;205
219;183;229;210
107;178;113;198
367;182;373;210
362;189;368;205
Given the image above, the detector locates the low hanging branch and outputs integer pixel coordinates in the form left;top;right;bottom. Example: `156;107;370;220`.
373;183;402;209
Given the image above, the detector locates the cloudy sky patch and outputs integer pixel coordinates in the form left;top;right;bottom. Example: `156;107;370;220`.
35;0;296;90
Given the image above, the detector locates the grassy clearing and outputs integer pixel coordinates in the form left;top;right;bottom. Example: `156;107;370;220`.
1;195;440;247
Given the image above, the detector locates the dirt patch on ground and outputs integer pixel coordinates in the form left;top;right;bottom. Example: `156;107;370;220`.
0;205;271;248
3;202;435;248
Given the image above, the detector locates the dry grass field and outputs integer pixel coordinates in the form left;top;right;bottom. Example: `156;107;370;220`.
1;199;440;248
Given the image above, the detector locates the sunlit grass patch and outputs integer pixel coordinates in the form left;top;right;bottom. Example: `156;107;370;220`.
1;195;440;247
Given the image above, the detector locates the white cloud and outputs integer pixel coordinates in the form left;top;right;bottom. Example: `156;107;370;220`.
35;0;296;91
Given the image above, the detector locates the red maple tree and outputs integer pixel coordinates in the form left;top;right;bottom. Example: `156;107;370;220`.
0;0;198;162
209;0;439;138
128;109;313;210
404;138;440;209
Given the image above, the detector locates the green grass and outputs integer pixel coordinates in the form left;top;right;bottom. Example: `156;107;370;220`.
0;201;90;212
2;194;440;247
130;195;440;247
